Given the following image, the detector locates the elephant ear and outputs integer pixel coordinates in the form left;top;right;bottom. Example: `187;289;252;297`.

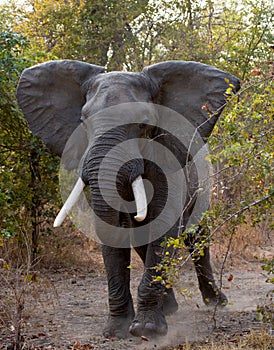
143;60;240;140
16;60;105;159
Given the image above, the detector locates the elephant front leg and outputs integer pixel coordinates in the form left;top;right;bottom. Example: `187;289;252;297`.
134;245;178;316
130;239;169;337
102;245;135;339
185;234;228;307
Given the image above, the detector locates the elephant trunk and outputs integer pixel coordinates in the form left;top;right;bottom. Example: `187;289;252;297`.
54;133;147;228
85;139;146;226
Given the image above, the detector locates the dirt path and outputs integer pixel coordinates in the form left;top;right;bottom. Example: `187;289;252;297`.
3;253;271;350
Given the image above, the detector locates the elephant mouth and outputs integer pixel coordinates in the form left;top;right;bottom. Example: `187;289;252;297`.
53;175;147;227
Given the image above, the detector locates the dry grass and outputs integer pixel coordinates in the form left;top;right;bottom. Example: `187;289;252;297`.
38;227;100;271
210;218;273;268
166;329;274;349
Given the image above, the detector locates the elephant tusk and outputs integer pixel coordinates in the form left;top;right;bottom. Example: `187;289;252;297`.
132;175;147;222
53;178;85;227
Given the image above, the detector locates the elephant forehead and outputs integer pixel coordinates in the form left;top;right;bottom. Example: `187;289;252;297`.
95;71;147;86
89;72;153;98
82;73;154;118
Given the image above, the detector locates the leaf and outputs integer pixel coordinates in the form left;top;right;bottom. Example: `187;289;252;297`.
227;274;234;282
73;341;81;350
255;312;263;321
225;87;233;95
3;262;10;270
154;276;163;282
141;335;149;341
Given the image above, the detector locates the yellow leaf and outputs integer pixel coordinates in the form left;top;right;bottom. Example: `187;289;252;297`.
256;312;263;321
3;263;10;270
154;276;163;282
181;288;188;294
226;87;232;95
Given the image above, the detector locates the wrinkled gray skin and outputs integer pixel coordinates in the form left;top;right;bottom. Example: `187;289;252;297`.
16;60;240;339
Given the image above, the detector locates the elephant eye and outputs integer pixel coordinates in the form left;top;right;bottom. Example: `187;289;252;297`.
138;123;153;139
139;123;147;129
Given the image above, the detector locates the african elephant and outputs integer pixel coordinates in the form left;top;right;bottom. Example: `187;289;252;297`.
16;60;240;338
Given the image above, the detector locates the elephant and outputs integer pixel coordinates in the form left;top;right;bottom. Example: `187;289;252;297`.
16;60;240;339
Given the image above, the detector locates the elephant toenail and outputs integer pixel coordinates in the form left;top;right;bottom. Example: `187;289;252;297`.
144;322;157;331
129;322;143;336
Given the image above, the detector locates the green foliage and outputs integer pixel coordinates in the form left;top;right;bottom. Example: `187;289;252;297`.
210;70;273;221
155;69;273;289
262;258;274;284
0;29;59;258
256;258;273;329
0;30;30;238
127;0;274;75
6;0;274;74
12;0;150;70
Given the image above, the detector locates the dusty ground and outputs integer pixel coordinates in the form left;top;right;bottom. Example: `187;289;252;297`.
1;247;273;350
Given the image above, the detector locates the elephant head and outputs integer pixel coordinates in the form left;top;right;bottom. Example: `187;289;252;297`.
16;60;240;243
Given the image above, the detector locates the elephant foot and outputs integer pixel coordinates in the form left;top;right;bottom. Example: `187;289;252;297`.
103;314;134;339
103;300;135;339
129;309;168;338
201;283;228;307
163;288;179;315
